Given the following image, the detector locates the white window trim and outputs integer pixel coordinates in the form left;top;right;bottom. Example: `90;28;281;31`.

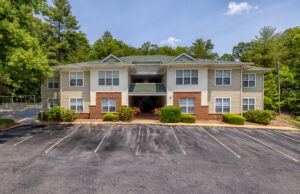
214;69;232;86
47;76;59;89
69;71;84;87
47;98;59;109
243;73;256;88
243;97;256;111
98;71;119;86
214;97;231;114
175;69;198;85
102;98;117;113
180;98;195;114
69;98;84;112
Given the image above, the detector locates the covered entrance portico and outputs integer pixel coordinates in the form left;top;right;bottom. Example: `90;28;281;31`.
128;83;166;113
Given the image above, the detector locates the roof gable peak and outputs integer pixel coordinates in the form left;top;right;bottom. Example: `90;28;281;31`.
172;53;196;62
100;54;123;63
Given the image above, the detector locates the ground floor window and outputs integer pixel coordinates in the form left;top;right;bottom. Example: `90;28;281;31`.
47;98;59;109
243;98;255;111
102;98;116;113
70;98;83;112
180;98;195;114
215;98;230;113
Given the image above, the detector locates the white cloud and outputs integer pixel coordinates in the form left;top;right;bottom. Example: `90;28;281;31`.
225;2;258;15
160;36;181;47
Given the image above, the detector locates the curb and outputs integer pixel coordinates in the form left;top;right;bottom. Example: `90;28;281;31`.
0;124;24;133
36;121;300;131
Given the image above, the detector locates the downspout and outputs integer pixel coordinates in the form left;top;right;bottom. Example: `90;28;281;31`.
240;69;243;114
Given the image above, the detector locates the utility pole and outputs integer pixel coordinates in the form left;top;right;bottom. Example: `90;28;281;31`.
277;60;281;115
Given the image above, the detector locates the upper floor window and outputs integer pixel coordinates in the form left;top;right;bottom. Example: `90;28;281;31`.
243;74;256;88
180;98;195;114
48;77;58;88
99;71;119;86
243;98;255;111
176;70;198;85
215;69;231;86
70;98;83;112
215;98;230;113
70;72;84;87
47;98;59;109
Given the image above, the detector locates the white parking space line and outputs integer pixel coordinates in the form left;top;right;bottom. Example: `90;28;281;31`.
200;127;240;159
45;127;79;154
233;128;299;162
94;125;113;153
135;126;142;156
14;135;34;146
171;127;186;155
269;131;300;143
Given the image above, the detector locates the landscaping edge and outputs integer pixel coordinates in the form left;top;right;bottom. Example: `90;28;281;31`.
33;120;300;131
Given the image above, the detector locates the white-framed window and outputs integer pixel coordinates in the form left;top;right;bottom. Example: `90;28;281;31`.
243;74;256;88
70;72;84;87
102;98;116;113
99;71;119;86
215;98;230;113
70;98;84;112
243;98;255;111
176;70;198;85
180;98;195;114
47;98;59;109
215;69;231;86
48;77;59;88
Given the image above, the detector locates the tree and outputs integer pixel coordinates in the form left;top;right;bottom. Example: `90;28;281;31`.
189;39;218;59
0;0;52;96
232;42;252;61
220;53;234;61
44;0;80;65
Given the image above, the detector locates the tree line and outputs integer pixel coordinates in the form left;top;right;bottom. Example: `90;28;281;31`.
0;0;299;115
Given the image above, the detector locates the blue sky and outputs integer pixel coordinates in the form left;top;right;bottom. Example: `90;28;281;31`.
56;0;300;55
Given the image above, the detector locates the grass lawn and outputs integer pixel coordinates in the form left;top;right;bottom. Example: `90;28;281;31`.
283;118;300;127
0;118;14;126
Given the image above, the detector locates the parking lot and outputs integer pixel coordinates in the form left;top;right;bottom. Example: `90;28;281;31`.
0;124;299;193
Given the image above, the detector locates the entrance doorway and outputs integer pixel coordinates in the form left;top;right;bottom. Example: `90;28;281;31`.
130;96;165;113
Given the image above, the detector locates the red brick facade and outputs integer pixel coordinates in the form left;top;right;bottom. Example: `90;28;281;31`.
173;92;222;120
89;92;122;119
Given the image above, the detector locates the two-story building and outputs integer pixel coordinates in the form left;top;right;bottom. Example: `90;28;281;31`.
41;53;272;120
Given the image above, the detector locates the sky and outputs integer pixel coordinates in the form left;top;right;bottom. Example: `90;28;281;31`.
53;0;300;56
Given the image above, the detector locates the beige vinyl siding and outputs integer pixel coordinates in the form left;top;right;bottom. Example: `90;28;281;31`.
242;72;264;110
41;71;60;111
60;71;90;113
208;69;241;114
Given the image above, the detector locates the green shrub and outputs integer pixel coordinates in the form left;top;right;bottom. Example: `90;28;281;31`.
222;113;246;125
0;118;14;125
62;109;79;122
37;106;78;122
296;116;300;122
265;110;277;120
181;114;196;123
103;113;119;122
243;110;272;125
161;106;181;123
117;106;134;121
37;111;50;121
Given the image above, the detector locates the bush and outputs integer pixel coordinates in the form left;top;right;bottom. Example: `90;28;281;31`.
296;116;300;122
37;105;79;122
181;114;195;123
222;113;245;125
103;113;119;122
0;118;14;125
243;110;272;125
161;106;181;123
265;110;277;120
117;106;134;121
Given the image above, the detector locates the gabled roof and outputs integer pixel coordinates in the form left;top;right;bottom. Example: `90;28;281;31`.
100;54;123;63
172;53;196;62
